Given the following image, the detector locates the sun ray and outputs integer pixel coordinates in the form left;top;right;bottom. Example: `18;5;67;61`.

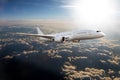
63;0;117;30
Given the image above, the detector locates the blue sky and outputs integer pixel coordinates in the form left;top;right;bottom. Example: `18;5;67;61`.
0;0;70;20
0;0;119;20
0;0;120;33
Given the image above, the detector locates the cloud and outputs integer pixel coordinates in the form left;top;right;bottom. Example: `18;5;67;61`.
62;67;107;80
63;64;76;71
1;26;120;80
61;5;77;8
99;38;120;48
108;69;115;74
62;62;76;72
114;78;120;80
60;49;73;53
100;60;106;63
3;55;13;59
23;50;38;55
68;56;88;62
108;55;120;65
58;0;77;9
97;53;108;56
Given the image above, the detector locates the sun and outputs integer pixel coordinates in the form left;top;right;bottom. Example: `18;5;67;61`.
66;0;117;27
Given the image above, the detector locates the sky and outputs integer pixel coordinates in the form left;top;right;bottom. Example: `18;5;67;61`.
0;0;119;20
0;0;120;32
0;0;70;20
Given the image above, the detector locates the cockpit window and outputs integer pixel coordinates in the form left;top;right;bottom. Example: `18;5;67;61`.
96;30;101;32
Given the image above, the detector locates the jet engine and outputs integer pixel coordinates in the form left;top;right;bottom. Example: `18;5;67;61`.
52;36;69;42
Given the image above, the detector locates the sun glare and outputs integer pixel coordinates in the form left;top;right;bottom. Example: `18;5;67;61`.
67;0;117;27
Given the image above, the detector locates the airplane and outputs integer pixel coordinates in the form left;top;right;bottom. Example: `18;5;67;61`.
16;27;105;43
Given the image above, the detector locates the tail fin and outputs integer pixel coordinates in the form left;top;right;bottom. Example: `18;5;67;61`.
36;27;44;35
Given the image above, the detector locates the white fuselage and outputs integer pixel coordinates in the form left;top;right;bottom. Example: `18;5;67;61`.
16;27;105;42
46;30;105;42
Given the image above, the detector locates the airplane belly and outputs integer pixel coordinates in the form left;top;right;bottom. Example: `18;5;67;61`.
38;37;49;41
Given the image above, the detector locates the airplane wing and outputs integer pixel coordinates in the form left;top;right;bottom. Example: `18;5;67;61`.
15;33;54;39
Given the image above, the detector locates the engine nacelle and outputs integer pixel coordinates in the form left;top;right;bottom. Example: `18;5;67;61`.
53;36;69;42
